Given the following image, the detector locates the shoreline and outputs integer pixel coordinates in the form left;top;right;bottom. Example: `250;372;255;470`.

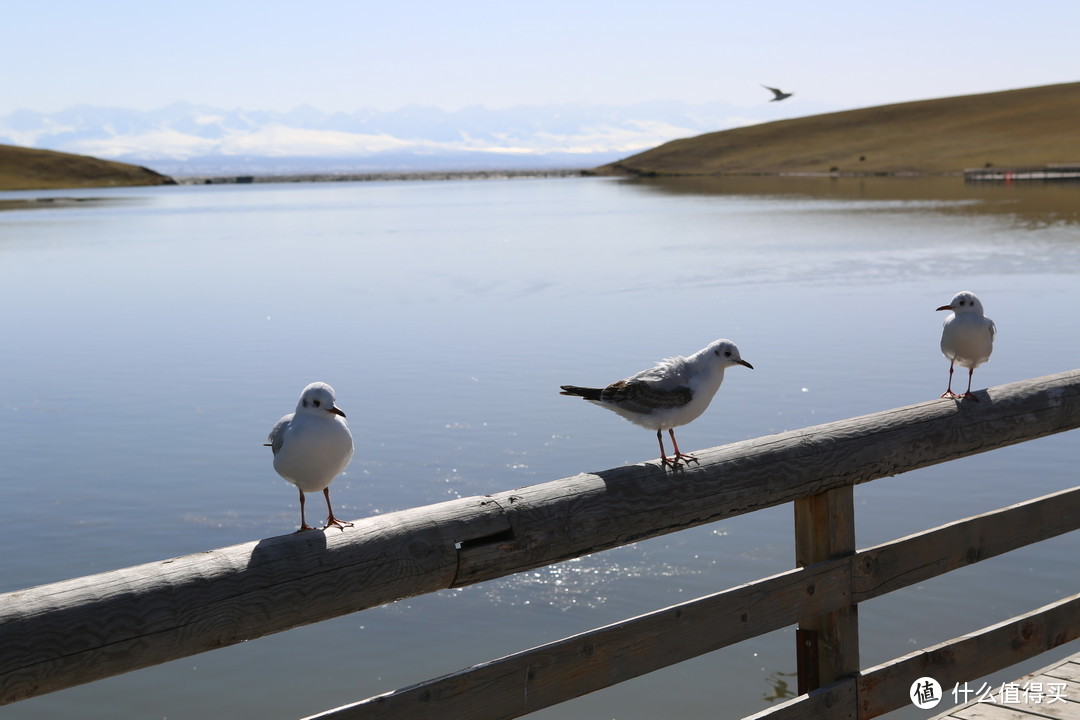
175;167;590;185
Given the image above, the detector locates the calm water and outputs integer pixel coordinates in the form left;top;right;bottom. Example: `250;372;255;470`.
1;176;1078;719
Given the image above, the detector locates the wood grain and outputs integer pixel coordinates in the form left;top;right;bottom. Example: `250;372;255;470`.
303;561;851;720
1;370;1077;708
795;487;859;691
306;485;1080;720
0;497;509;704
857;594;1080;718
455;369;1080;584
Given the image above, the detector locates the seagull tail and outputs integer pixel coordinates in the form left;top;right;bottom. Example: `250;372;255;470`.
559;385;603;400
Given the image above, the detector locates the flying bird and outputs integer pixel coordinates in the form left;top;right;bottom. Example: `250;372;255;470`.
560;339;753;468
762;85;793;102
266;382;355;531
937;291;996;400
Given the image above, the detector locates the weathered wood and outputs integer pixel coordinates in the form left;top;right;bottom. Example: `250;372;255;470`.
939;671;1080;720
0;497;510;705
856;594;1080;718
454;369;1080;585
1047;661;1080;683
942;704;1070;720
303;562;852;720
796;628;821;693
742;678;857;720
931;652;1080;720
853;486;1080;602
795;487;859;692
316;486;1080;720
752;600;1080;720
1;370;1077;707
303;484;1080;720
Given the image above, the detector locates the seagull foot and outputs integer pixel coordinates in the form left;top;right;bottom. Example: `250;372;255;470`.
324;516;354;531
960;392;981;402
294;524;317;533
940;391;960;399
660;454;697;470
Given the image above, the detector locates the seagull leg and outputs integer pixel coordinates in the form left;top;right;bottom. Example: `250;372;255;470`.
295;489;316;533
668;429;699;466
960;367;980;401
940;361;960;399
656;429;678;468
323;487;354;530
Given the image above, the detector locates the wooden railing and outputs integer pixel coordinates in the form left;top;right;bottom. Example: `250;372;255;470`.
2;369;1079;719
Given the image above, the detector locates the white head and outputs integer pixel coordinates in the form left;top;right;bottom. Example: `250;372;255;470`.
937;291;985;316
295;382;346;418
701;339;754;370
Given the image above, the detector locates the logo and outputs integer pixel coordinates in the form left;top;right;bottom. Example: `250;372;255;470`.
910;677;943;709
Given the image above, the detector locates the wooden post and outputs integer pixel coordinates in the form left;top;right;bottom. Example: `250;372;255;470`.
794;486;859;693
309;487;1080;720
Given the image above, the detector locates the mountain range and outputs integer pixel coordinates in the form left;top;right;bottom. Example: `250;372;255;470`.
0;99;827;176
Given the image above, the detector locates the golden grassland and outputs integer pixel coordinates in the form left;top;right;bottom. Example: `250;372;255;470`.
596;82;1080;177
0;144;174;191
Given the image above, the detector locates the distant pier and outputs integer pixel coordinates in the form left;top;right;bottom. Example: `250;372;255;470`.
965;164;1080;181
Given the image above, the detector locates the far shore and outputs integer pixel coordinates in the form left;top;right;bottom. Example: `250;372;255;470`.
175;167;590;185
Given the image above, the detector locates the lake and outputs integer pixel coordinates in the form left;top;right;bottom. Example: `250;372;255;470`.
0;175;1077;719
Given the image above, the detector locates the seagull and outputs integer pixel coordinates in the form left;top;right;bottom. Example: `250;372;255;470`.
937;291;996;401
762;85;793;102
560;339;753;468
265;382;355;531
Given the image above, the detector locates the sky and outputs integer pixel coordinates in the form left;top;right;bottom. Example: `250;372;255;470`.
2;0;1078;116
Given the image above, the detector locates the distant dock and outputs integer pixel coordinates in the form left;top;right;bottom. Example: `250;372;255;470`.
965;164;1080;181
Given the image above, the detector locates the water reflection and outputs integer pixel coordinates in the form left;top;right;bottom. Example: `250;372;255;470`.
0;176;1077;720
0;195;134;212
762;670;798;703
620;175;1080;226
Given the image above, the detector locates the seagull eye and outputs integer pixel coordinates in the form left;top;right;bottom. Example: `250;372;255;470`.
724;350;732;357
313;399;321;407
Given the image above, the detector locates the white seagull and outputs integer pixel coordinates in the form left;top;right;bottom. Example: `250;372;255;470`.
762;85;793;102
937;291;996;401
560;339;753;468
265;382;355;531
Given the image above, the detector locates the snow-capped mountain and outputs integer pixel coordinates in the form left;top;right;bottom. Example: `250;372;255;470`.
0;100;821;176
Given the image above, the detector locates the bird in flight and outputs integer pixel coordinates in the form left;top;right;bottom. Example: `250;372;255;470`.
762;85;793;102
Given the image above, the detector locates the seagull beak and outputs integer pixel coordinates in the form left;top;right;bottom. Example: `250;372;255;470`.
329;406;347;418
936;304;954;311
738;359;754;369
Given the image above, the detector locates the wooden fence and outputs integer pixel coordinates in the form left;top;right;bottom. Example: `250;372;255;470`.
2;369;1079;719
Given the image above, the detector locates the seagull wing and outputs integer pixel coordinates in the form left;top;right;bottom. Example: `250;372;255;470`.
762;85;782;95
600;378;693;414
265;414;292;455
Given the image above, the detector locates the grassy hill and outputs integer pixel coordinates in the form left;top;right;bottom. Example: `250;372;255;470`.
0;144;175;190
597;82;1080;177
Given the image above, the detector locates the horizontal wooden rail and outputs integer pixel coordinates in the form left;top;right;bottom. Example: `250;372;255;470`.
1;369;1078;705
453;368;1080;585
303;486;1080;720
748;593;1080;720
